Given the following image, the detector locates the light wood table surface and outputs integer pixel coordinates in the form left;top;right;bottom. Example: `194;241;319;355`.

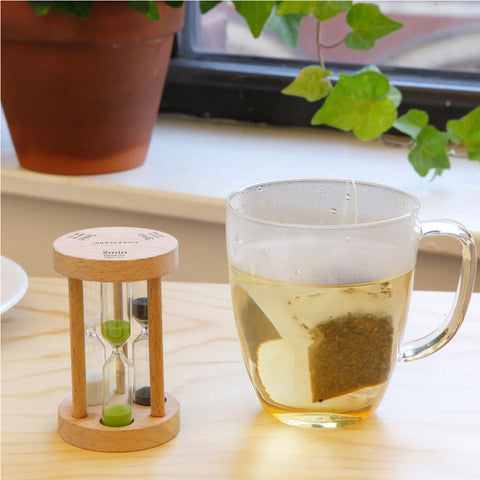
2;277;480;479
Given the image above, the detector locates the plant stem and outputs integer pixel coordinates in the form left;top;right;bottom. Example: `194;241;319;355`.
382;136;468;161
380;135;413;148
321;37;345;49
316;21;326;70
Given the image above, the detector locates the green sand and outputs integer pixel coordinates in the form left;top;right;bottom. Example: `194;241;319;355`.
102;320;131;345
102;404;132;427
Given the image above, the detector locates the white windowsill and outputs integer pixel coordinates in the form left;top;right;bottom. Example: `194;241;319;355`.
2;113;479;255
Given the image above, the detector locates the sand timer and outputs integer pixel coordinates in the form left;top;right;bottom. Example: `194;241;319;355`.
101;282;133;427
53;227;180;452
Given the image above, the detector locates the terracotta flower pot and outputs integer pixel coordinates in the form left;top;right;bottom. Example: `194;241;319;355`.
1;1;184;175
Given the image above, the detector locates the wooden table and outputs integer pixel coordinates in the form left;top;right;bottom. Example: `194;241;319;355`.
2;278;480;479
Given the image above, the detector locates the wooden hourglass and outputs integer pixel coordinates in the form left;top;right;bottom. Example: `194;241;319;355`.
53;227;180;452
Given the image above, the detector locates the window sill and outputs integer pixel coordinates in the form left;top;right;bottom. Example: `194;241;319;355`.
2;113;479;256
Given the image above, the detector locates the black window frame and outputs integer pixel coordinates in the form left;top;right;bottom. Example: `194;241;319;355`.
160;2;480;131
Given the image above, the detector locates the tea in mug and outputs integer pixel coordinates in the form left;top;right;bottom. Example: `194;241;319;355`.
229;265;413;427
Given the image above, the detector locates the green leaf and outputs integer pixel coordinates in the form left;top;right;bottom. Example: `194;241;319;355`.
30;1;92;18
357;65;382;74
199;1;222;14
277;1;352;22
52;1;92;18
468;151;480;161
127;1;160;20
145;1;161;20
408;126;450;176
394;109;429;139
282;66;332;102
165;1;184;7
446;107;480;158
127;0;149;14
311;71;397;141
265;6;304;50
344;3;403;50
386;85;402;108
28;1;52;16
447;129;462;145
232;1;276;38
357;65;402;107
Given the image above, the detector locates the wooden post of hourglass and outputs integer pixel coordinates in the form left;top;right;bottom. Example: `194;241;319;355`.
148;277;165;417
53;227;180;452
68;278;87;419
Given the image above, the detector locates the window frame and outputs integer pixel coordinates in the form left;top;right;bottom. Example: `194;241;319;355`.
160;2;480;131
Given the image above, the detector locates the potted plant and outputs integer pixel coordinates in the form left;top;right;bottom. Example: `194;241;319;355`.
1;1;185;175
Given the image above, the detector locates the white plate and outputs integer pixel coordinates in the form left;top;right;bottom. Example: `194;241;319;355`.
1;256;28;314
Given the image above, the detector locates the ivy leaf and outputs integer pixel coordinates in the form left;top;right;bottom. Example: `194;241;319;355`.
199;1;222;14
345;3;403;50
277;1;352;22
446;106;480;159
468;151;480;161
447;129;461;145
358;65;402;107
29;1;93;18
282;66;332;102
265;6;304;49
408;126;450;176
165;1;184;7
28;1;52;16
311;71;397;141
232;1;276;38
386;85;402;108
52;1;92;18
127;1;160;20
394;109;429;139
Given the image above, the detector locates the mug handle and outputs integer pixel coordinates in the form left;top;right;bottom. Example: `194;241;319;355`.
399;220;477;362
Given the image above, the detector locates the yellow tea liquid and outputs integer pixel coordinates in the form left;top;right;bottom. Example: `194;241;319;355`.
229;265;413;428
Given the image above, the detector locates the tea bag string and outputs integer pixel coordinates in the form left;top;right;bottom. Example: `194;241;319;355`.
339;178;358;225
351;178;358;224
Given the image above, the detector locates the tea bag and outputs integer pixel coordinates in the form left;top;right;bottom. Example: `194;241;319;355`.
231;287;281;363
257;314;394;406
232;287;284;404
239;283;315;405
308;313;394;402
240;273;397;406
257;339;311;407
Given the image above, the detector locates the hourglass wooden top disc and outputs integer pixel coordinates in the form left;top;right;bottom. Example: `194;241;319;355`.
53;227;178;281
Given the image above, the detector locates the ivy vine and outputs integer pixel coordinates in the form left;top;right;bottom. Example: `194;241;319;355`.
203;1;480;178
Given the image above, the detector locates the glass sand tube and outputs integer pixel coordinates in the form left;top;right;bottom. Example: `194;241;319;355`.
132;284;150;406
101;282;133;427
83;282;106;406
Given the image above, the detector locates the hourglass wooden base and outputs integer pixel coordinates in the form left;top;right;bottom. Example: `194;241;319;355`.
58;392;180;452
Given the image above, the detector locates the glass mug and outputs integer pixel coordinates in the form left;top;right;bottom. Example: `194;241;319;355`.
226;179;477;429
